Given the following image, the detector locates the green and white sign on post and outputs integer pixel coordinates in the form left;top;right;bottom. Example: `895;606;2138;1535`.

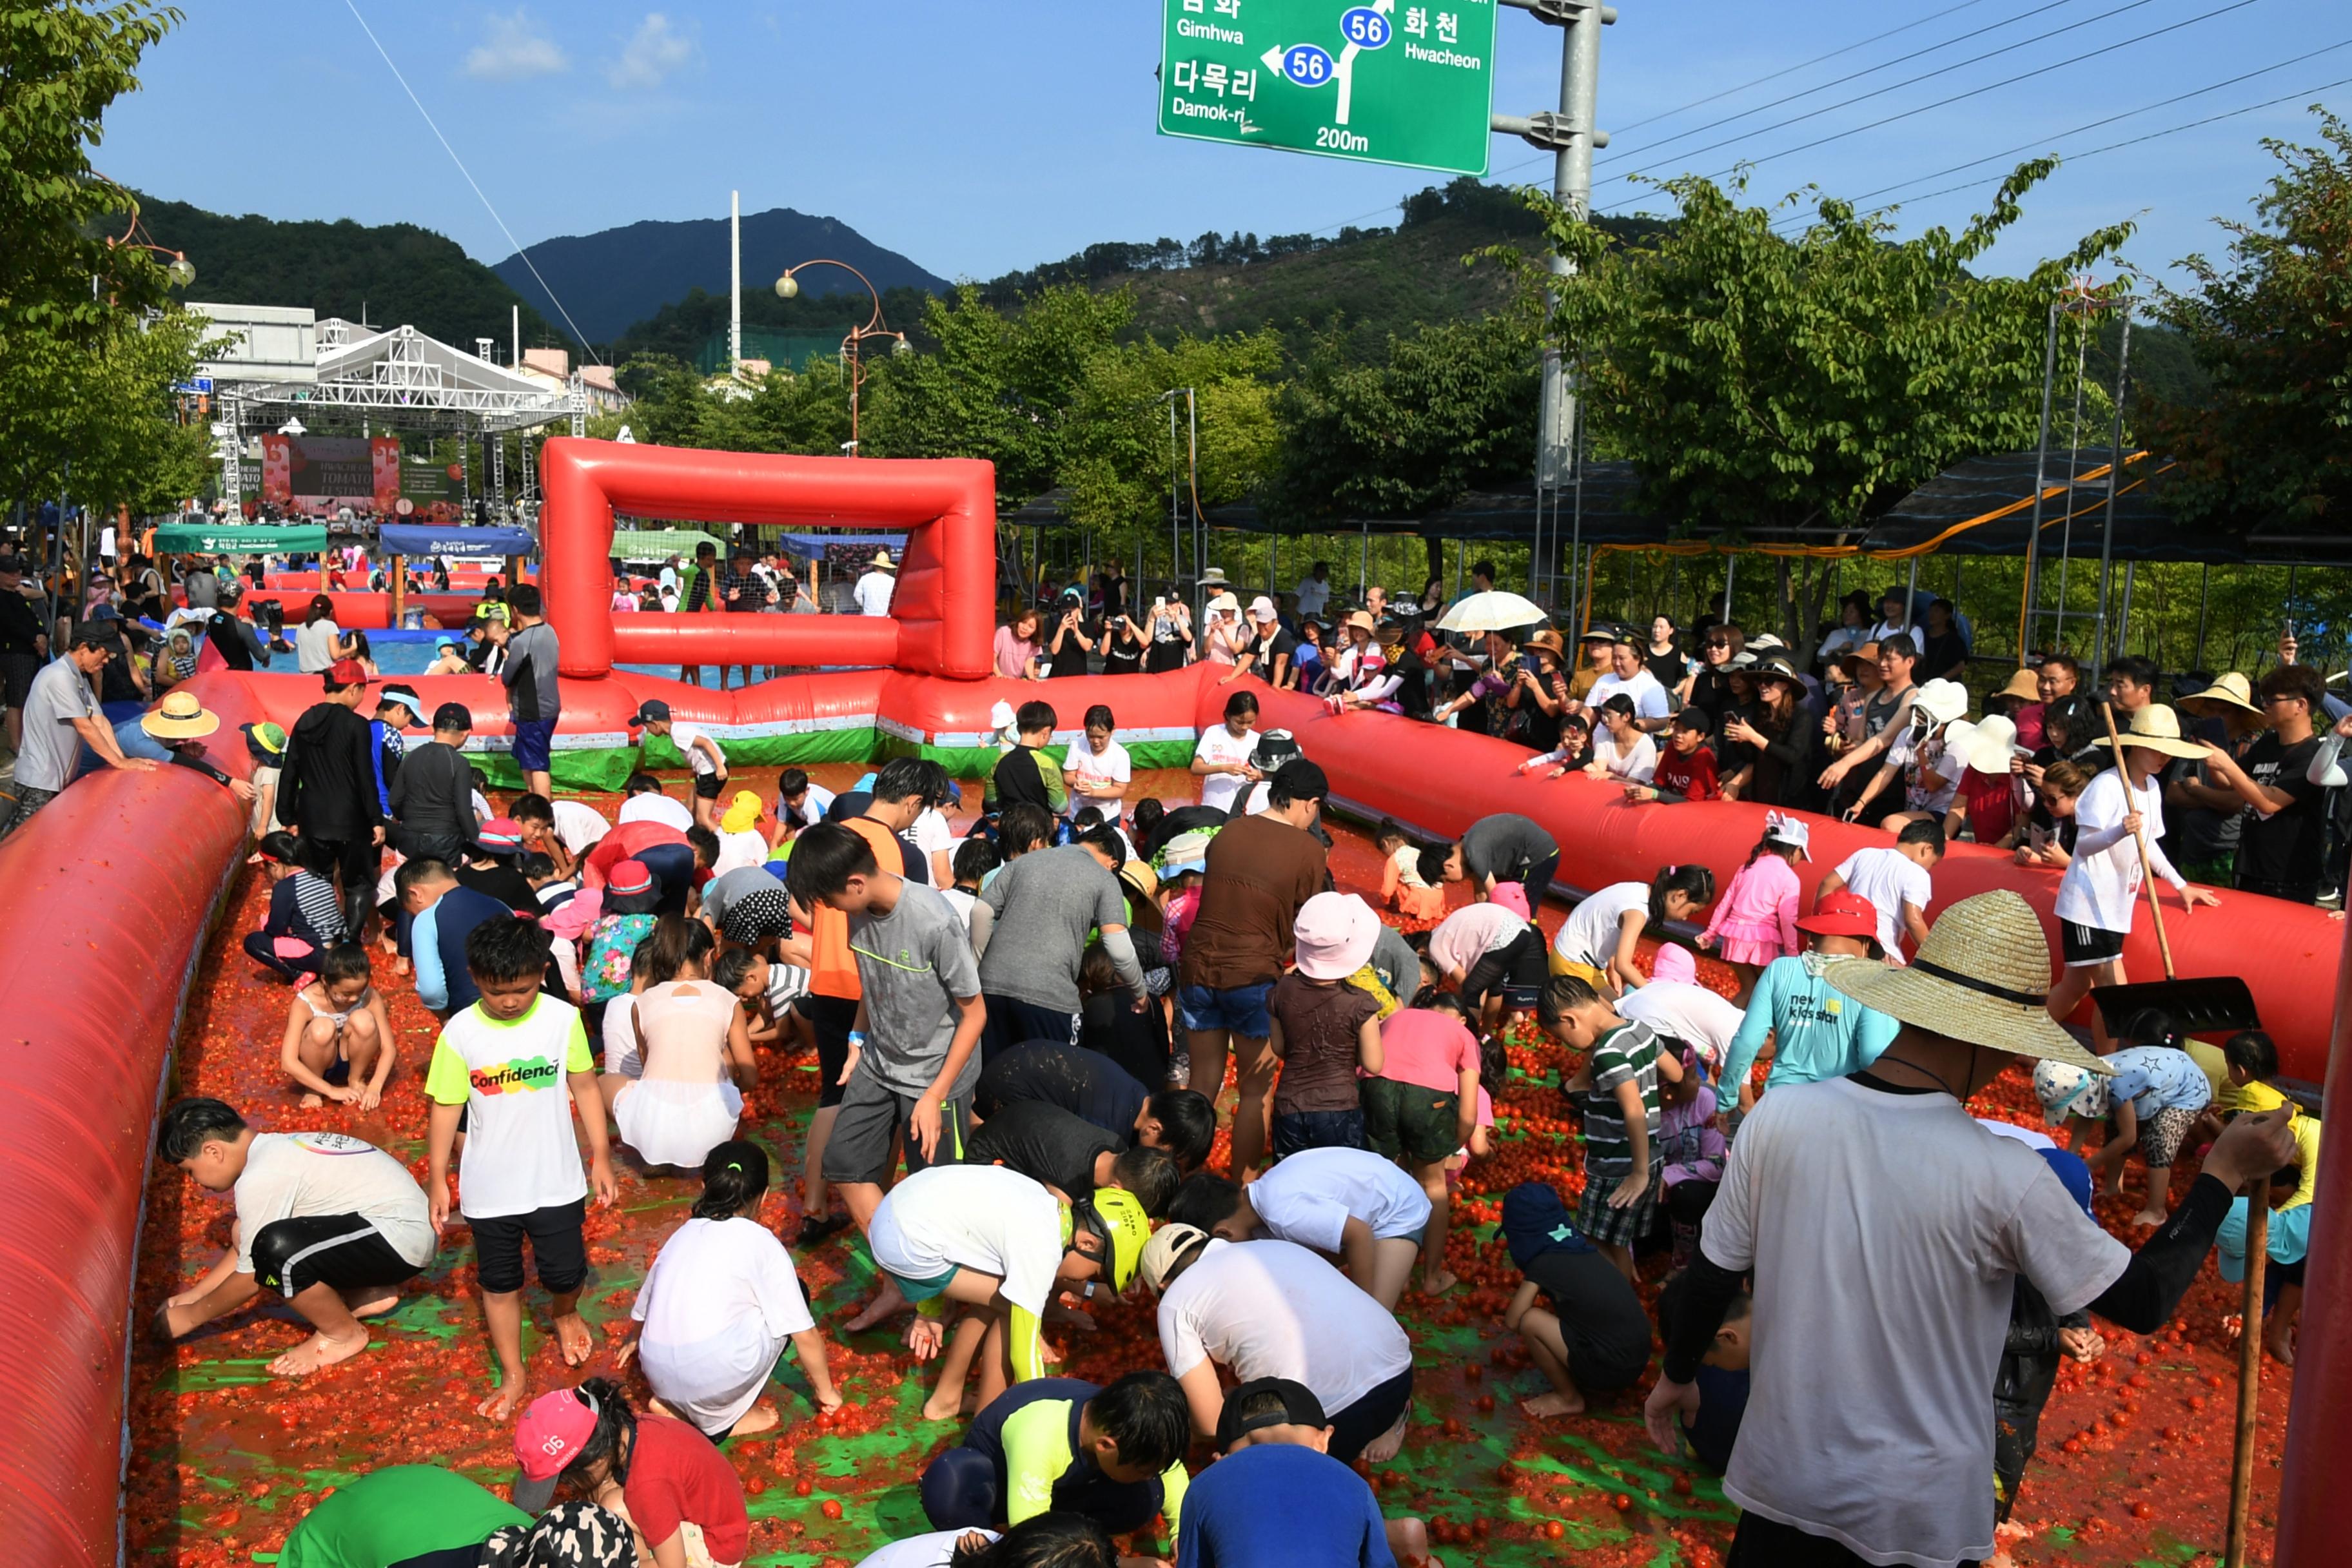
1159;0;1497;176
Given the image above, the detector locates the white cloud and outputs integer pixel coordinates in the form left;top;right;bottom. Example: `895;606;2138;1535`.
464;10;569;81
607;12;696;90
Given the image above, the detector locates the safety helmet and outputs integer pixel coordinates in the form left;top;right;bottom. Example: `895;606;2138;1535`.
1075;1188;1153;1293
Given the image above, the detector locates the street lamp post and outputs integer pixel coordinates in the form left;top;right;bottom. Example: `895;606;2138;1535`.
774;259;910;455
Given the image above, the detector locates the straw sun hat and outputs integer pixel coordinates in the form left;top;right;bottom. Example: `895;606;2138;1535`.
1826;888;2110;1073
140;690;219;740
2090;703;2210;760
2177;671;2264;720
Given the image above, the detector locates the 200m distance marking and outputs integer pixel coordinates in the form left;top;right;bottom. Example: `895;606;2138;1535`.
1316;125;1371;152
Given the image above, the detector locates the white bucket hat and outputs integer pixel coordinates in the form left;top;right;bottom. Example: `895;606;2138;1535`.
1912;678;1970;727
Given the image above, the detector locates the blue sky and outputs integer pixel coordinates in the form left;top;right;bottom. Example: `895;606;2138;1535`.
103;0;2348;295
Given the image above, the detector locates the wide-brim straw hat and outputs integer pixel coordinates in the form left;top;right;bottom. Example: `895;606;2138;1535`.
2177;671;2264;720
871;551;897;569
1827;889;2110;1073
2092;703;2209;760
141;690;219;740
1998;667;2043;703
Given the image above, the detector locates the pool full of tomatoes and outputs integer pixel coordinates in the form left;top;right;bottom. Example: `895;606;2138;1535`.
128;767;2287;1567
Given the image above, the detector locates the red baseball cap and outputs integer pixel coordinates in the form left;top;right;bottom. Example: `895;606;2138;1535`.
326;657;369;687
511;1386;600;1510
1795;891;1879;940
605;859;655;897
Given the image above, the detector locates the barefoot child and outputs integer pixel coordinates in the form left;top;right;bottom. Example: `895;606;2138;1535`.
1542;974;1684;1279
278;942;396;1110
1694;814;1808;1002
1362;990;1484;1295
424;916;619;1418
156;1097;435;1377
2034;1034;2213;1228
1496;1181;1651;1419
865;1163;1148;1420
1165;1146;1433;1310
618;1141;841;1440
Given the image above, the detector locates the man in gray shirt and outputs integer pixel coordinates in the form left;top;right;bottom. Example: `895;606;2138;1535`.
494;583;561;800
972;830;1146;1062
1;623;157;838
784;822;986;1228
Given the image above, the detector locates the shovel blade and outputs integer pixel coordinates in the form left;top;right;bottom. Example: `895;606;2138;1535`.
2090;976;2262;1036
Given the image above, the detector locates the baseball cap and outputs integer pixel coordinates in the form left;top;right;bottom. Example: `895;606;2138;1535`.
326;657;368;687
377;684;423;718
1139;1222;1211;1293
68;621;120;651
476;818;525;855
433;701;475;732
0;556;24;575
1794;891;1878;939
1247;594;1278;622
629;699;671;727
720;790;763;834
509;1386;600;1512
1215;1378;1329;1453
605;859;655;897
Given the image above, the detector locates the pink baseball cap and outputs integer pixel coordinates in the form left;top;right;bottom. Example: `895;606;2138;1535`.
1489;882;1531;919
1293;891;1380;981
1650;944;1698;986
511;1386;600;1509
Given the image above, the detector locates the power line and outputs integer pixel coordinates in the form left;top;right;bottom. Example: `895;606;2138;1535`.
1598;0;2097;165
1780;75;2352;220
1592;0;2174;183
1765;39;2352;229
340;0;603;362
1594;0;2264;213
1610;0;1998;136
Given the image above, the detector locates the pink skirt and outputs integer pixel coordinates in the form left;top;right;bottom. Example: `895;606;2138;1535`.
1710;916;1788;968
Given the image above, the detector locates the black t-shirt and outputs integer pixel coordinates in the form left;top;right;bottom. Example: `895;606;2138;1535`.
1043;614;1093;678
965;1099;1122;1195
974;1043;1150;1139
2233;732;2327;890
1643;647;1687;690
1101;620;1146;675
1247;625;1297;682
1917;629;1968;680
992;747;1058;816
1687;667;1739;724
458;861;540;914
1081;986;1171;1088
1458;813;1559;886
1524;1245;1652;1388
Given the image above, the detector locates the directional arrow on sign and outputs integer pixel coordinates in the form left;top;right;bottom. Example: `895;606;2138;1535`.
1259;43;1285;74
1335;0;1396;126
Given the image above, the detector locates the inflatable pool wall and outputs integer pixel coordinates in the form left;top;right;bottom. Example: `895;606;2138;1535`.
12;436;2340;1566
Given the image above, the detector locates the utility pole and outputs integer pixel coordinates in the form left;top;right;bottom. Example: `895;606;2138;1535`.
1492;0;1614;597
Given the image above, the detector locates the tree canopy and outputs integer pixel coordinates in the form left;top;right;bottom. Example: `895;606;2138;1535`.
2146;108;2352;540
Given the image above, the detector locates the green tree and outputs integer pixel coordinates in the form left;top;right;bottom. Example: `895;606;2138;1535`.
2144;109;2352;540
1268;312;1541;578
9;308;214;514
1527;162;2131;657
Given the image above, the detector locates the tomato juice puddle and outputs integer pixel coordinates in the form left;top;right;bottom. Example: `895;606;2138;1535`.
129;766;2282;1566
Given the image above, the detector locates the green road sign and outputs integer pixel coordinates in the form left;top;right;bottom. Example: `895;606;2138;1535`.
1158;0;1497;177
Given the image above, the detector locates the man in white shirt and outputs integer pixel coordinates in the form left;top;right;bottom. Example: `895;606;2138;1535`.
1585;632;1672;732
1647;890;2297;1568
855;550;897;616
1293;562;1332;620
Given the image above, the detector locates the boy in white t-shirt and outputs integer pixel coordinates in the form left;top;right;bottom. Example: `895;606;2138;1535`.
1819;821;1945;963
628;698;730;830
1165;1147;1432;1310
424;916;616;1420
155;1097;436;1378
1064;703;1133;817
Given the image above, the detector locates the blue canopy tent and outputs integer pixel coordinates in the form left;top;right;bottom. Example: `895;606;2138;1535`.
378;523;536;558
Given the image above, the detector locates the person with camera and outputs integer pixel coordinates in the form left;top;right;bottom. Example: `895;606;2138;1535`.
1043;592;1095;680
1145;594;1193;674
1097;605;1147;675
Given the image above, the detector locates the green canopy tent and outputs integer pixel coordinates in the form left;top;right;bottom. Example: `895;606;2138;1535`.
153;522;331;554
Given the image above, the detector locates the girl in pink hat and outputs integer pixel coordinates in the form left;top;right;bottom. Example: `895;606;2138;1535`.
1264;893;1387;1164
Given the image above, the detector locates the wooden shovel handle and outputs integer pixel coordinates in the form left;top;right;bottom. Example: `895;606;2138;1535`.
2225;1194;2270;1567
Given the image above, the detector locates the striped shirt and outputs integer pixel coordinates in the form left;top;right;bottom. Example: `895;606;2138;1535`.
1583;1018;1665;1179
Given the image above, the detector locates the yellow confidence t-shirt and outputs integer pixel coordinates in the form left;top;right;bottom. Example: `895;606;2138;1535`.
426;995;593;1220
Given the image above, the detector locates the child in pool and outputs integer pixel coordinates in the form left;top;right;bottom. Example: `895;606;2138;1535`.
278;941;397;1110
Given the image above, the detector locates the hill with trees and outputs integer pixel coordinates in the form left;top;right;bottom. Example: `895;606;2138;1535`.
124;193;556;351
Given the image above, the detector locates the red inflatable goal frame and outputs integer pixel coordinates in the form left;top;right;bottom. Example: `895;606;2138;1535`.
538;438;996;681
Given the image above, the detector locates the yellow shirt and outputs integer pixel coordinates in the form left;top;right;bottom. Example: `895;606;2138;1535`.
2285;1113;2322;1212
2183;1041;2288;1116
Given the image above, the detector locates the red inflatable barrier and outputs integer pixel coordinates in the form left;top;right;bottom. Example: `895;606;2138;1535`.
19;440;2337;1565
0;674;257;1567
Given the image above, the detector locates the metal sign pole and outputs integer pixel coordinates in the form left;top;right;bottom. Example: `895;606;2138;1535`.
2019;304;2059;657
2089;303;2134;681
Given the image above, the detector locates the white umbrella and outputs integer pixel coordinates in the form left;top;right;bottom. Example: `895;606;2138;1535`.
1433;590;1548;636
